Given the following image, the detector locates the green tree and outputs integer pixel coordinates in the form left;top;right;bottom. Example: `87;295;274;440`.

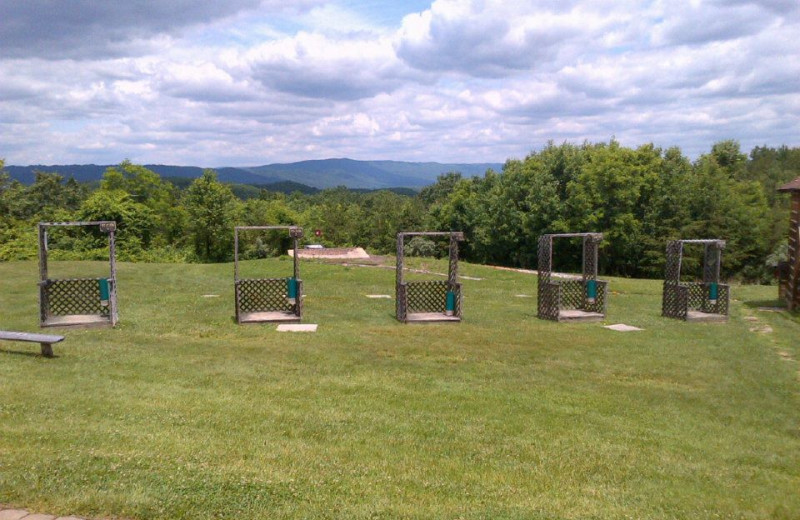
428;173;494;263
100;161;185;248
358;191;424;253
683;151;772;281
475;160;563;267
565;141;661;276
13;171;86;220
183;170;239;262
77;189;154;259
638;146;693;276
418;172;463;206
711;140;747;179
0;159;16;222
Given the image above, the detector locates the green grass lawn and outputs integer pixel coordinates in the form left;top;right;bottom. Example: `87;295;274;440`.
1;259;799;519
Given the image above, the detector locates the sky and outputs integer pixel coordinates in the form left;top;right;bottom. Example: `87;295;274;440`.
1;0;798;167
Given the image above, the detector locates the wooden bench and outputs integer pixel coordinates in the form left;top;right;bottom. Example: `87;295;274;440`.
0;330;65;357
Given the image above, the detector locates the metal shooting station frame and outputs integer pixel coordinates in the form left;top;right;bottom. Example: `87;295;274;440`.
537;232;608;322
38;221;119;328
662;239;729;322
395;231;464;323
234;226;304;324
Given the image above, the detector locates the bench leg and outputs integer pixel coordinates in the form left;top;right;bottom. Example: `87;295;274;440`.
40;342;53;357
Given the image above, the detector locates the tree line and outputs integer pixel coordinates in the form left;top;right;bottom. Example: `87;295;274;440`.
1;139;798;282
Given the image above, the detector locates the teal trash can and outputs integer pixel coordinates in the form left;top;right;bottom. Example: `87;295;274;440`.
708;282;718;304
98;278;110;306
445;290;456;316
586;279;597;304
287;277;298;304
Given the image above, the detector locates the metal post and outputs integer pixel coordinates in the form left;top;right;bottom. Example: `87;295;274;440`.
38;224;49;326
292;235;299;280
448;234;458;290
233;227;240;281
396;233;405;321
108;227;119;325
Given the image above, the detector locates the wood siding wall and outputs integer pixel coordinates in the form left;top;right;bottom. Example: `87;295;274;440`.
783;192;800;310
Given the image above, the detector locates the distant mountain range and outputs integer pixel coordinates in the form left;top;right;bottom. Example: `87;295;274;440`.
5;158;503;189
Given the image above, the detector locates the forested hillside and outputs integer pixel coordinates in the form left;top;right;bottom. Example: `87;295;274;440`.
1;140;798;282
6;159;504;190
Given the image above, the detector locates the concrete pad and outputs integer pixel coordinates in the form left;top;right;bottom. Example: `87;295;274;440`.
604;323;644;332
405;313;461;323
276;324;318;332
25;514;56;520
55;517;85;520
686;311;728;322
239;311;299;323
558;310;604;322
41;314;111;328
0;510;30;520
514;294;532;298
366;294;392;299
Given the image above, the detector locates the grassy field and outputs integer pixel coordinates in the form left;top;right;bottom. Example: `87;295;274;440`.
1;258;799;519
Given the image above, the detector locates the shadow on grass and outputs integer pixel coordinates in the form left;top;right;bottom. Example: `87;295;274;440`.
742;299;787;309
0;348;59;358
742;299;800;323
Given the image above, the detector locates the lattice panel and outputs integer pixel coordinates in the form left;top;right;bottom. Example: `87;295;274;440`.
717;285;730;315
538;235;552;284
663;282;729;319
583;237;599;278
662;284;688;319
559;279;585;310
539;279;607;318
686;283;707;310
236;278;295;313
406;280;449;314
665;241;682;283
537;283;560;320
44;278;108;316
688;283;729;314
703;244;721;283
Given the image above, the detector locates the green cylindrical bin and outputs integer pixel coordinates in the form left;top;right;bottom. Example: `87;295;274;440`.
445;290;456;316
586;279;597;303
99;278;110;306
708;282;718;303
287;277;298;304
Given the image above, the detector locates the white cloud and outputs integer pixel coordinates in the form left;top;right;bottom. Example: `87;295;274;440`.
395;0;585;76
0;0;798;167
245;31;428;100
650;1;775;46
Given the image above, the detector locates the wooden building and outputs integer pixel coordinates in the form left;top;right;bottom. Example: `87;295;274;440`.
778;177;800;310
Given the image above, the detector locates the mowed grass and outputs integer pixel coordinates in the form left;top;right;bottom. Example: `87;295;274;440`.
1;258;799;519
